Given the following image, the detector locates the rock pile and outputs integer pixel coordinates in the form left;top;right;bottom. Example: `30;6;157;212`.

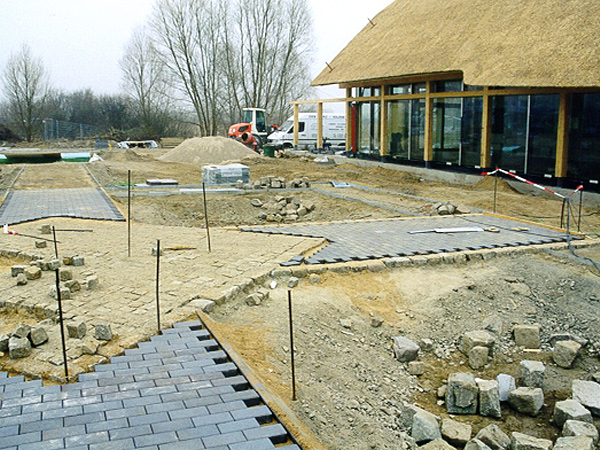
251;195;316;222
0;323;48;359
247;176;311;190
427;201;471;216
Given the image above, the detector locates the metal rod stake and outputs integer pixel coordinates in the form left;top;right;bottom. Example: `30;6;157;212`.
493;168;498;214
202;183;212;253
156;239;161;333
578;189;583;232
52;228;68;379
288;290;297;401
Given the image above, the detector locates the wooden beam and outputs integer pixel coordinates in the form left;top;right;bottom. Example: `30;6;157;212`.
555;92;571;178
380;86;388;158
345;88;352;152
317;102;323;150
480;87;492;169
293;103;299;148
424;81;433;163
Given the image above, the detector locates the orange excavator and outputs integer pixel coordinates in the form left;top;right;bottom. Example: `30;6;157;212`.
228;108;278;152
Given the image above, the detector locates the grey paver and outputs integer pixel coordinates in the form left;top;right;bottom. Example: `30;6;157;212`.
0;321;299;449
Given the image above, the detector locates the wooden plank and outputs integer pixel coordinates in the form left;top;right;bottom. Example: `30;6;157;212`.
380;86;388;157
480;87;492;169
424;81;433;163
293;103;300;148
555;92;570;178
345;88;353;152
317;102;323;150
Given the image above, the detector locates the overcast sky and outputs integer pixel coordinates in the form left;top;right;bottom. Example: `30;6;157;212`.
0;0;393;105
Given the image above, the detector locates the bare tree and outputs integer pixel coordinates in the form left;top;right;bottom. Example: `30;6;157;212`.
151;0;227;136
224;0;314;125
121;27;177;138
147;0;314;134
1;45;50;141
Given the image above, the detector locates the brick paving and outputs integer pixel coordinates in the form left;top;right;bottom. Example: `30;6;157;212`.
242;215;575;265
0;188;124;226
0;321;300;450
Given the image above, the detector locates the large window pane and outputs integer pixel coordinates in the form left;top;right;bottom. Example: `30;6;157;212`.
491;95;528;172
387;100;410;159
528;95;559;176
461;97;483;167
433;98;461;164
410;99;425;161
568;93;600;181
358;101;380;156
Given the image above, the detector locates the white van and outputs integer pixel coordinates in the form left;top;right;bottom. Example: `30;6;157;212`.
267;113;345;150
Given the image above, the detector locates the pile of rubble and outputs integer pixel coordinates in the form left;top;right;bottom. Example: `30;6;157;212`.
391;323;600;449
425;201;471;216
250;195;316;223
244;176;311;190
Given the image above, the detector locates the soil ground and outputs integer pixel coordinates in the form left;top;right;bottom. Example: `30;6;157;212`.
0;148;599;449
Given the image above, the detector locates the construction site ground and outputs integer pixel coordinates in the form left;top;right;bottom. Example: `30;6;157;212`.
0;147;599;449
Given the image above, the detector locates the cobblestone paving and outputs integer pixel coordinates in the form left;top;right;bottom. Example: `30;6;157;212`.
0;188;124;225
242;215;574;265
0;321;300;450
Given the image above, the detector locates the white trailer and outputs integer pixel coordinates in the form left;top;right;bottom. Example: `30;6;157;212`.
267;113;345;150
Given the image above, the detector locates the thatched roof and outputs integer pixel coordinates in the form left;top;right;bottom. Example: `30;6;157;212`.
312;0;600;88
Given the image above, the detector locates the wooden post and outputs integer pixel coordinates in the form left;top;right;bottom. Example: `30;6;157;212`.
293;103;300;148
379;85;388;161
424;81;434;166
555;92;570;180
480;87;492;169
345;88;353;153
317;102;323;150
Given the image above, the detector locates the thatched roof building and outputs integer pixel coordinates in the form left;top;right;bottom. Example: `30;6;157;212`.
313;0;600;88
303;0;600;189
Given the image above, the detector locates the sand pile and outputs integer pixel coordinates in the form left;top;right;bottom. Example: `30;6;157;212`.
103;148;154;162
159;136;259;165
475;175;519;193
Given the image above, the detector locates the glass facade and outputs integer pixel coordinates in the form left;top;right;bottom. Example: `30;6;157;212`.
568;93;600;181
351;81;600;184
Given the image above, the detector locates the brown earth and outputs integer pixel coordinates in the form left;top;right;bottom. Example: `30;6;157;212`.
0;148;599;449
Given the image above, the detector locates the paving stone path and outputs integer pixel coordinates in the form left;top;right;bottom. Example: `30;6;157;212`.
0;188;124;226
0;321;300;450
242;215;574;265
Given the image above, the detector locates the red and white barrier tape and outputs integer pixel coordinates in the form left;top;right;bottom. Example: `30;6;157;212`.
481;168;583;200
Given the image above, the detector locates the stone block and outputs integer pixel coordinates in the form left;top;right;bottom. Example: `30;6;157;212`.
468;346;489;370
510;432;552;449
392;336;420;362
411;409;441;445
12;323;31;339
513;324;541;349
86;275;99;290
508;387;544;416
464;439;492;450
419;438;456;449
553;436;594;450
553;399;593;427
572;380;600;416
477;379;501;419
11;265;28;277
189;299;215;313
151;247;164;256
408;361;425;376
562;420;599;444
420;338;434;352
30;326;48;346
67;321;87;339
59;269;73;281
474;424;510;450
63;256;73;265
16;273;27;286
441;418;471;447
459;330;496;355
246;292;267;306
0;334;10;352
95;323;113;341
308;274;321;284
446;372;478;414
49;285;71;300
517;360;545;388
371;317;384;328
35;240;47;248
47;259;60;271
553;340;581;368
72;256;85;266
9;336;31;358
65;280;80;292
25;266;42;280
287;277;299;288
497;373;516;402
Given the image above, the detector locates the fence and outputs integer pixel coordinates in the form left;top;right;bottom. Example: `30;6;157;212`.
42;119;102;141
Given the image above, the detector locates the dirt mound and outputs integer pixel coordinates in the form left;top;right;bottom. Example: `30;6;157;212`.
159;136;259;165
475;175;520;193
103;148;154;162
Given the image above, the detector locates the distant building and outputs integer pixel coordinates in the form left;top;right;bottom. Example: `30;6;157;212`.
312;0;600;189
